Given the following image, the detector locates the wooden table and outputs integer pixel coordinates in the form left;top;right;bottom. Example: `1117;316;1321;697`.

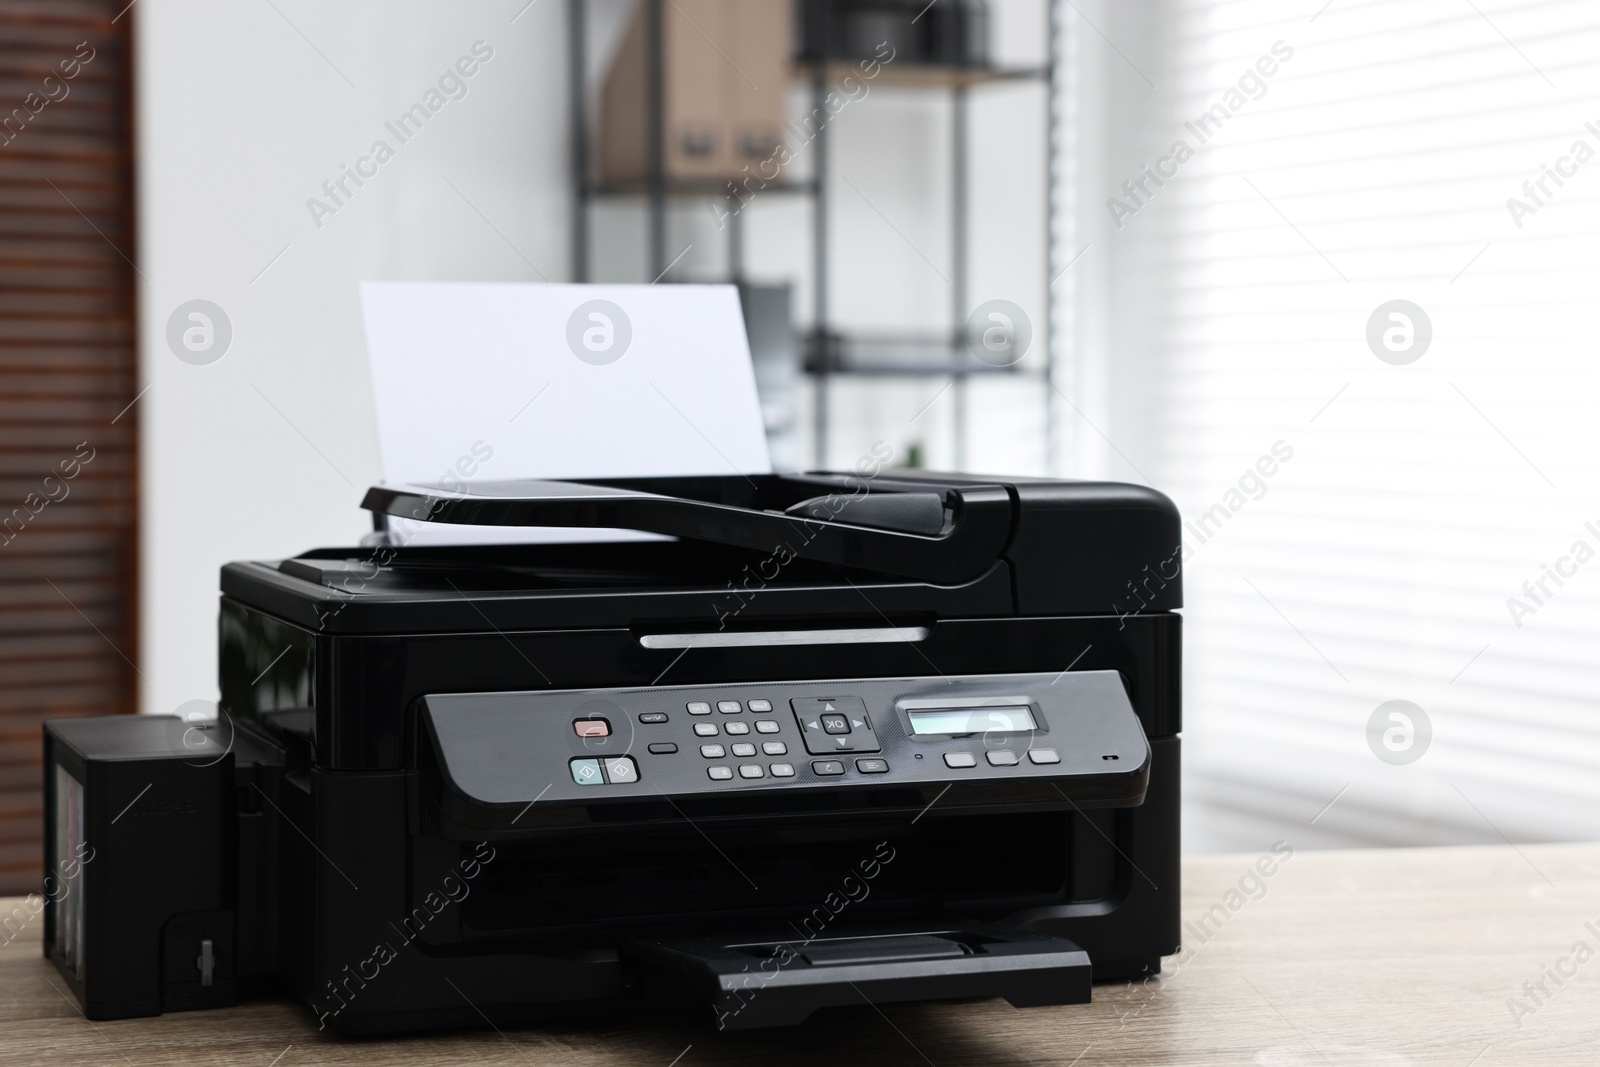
4;843;1598;1065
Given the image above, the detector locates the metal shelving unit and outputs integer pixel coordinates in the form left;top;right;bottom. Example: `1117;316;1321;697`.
569;0;1060;470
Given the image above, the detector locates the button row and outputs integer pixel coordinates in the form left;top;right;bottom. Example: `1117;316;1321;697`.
693;720;779;737
944;748;1060;768
811;758;888;775
701;742;786;758
707;762;793;780
687;698;775;715
570;756;638;786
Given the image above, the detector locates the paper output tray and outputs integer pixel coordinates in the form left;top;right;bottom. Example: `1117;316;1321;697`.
618;922;1091;1029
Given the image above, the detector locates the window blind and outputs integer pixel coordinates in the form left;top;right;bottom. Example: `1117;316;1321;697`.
1140;0;1600;848
0;1;139;892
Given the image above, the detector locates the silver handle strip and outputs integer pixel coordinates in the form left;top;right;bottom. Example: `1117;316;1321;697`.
896;695;1036;711
639;626;930;650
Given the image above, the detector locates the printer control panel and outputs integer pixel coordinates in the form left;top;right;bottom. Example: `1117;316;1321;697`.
422;670;1151;811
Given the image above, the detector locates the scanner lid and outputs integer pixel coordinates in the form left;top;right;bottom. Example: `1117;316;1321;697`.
361;472;1013;586
360;471;1181;598
221;471;1180;633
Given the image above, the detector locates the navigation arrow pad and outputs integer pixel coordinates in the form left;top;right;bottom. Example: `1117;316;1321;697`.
790;696;879;755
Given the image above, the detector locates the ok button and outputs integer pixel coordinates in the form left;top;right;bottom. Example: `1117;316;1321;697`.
820;713;850;734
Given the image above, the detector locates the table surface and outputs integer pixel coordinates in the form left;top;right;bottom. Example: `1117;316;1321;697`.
3;843;1598;1066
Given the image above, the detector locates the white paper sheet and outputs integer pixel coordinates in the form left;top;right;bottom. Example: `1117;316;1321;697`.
360;282;771;545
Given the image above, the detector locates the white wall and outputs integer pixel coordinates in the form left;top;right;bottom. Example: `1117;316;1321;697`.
1053;0;1173;485
137;0;570;715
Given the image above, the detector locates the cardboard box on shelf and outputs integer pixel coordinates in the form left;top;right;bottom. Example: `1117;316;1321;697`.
599;0;791;187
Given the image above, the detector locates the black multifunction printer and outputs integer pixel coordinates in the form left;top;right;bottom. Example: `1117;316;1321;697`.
43;470;1182;1032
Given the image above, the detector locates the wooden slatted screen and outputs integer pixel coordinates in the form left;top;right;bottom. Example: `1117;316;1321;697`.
0;1;137;894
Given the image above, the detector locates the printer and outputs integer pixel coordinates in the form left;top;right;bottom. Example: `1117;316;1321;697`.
42;469;1182;1032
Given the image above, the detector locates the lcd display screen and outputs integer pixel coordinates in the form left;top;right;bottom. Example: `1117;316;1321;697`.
907;706;1038;735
